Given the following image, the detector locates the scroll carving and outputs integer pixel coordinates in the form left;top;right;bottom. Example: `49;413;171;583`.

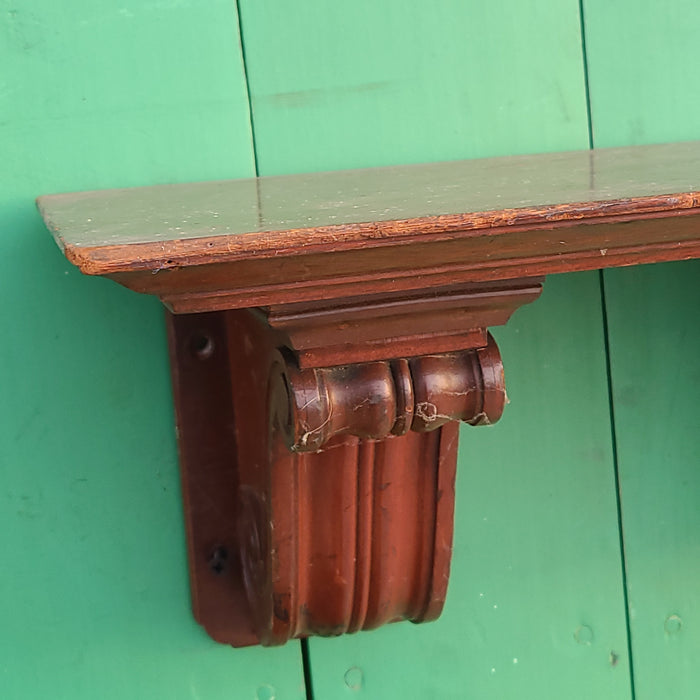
278;334;505;452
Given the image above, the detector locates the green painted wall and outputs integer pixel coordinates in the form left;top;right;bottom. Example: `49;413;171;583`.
1;1;698;699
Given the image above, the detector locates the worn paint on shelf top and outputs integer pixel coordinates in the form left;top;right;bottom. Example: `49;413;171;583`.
39;141;700;260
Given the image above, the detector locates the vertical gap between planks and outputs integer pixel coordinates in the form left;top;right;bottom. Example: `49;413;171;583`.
578;0;594;150
300;638;316;700
580;1;637;696
234;0;260;176
599;271;637;700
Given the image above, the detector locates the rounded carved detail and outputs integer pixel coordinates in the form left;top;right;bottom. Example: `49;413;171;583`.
281;333;505;452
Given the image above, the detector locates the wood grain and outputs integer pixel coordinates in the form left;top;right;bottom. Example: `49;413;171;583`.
262;279;542;368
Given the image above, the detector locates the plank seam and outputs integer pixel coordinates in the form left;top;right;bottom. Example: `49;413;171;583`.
300;638;316;700
234;0;260;176
578;0;595;149
599;269;638;700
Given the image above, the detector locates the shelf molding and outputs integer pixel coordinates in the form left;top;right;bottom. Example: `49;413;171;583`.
39;141;700;647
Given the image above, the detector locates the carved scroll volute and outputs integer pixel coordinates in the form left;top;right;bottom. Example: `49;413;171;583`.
281;333;505;452
282;362;401;451
410;335;506;431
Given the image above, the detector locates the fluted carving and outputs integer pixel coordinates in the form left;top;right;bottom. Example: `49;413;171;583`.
237;426;459;645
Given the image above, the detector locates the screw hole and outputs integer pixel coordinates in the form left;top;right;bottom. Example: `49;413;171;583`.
192;333;215;360
208;546;228;575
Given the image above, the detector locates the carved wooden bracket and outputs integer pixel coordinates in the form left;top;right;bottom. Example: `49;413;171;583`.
39;142;700;647
166;282;532;646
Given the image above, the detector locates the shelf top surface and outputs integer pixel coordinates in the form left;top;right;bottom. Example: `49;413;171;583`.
38;141;700;273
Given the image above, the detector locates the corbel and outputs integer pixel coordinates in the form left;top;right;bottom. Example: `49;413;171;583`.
38;141;700;647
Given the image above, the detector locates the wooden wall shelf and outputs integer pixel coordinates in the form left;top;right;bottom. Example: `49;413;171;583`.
39;141;700;647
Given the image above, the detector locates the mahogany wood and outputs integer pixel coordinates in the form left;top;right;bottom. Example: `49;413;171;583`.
166;311;257;646
282;334;504;452
168;308;506;646
261;279;542;368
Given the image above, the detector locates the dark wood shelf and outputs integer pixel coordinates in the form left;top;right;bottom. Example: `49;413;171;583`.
39;141;700;312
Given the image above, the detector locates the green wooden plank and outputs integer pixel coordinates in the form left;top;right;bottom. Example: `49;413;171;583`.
0;1;304;698
238;0;591;174
584;3;700;696
603;260;700;700
307;273;633;699
583;0;700;147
